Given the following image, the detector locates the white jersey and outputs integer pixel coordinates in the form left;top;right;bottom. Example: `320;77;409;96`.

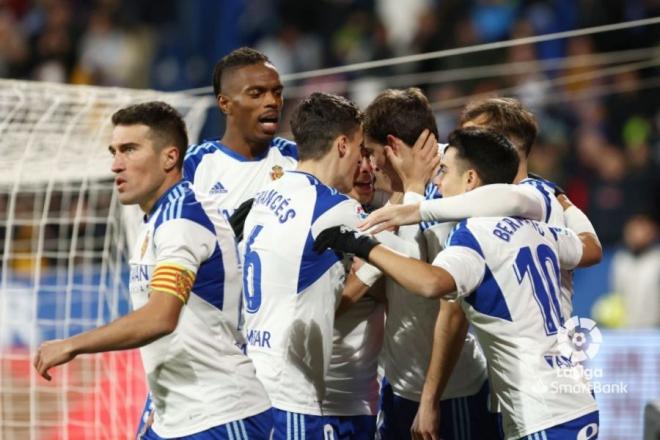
433;217;598;439
129;181;270;438
381;190;487;402
242;171;364;415
183;137;298;217
323;201;386;417
520;177;574;319
323;294;385;416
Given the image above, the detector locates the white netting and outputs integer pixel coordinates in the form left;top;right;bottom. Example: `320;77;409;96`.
0;79;213;439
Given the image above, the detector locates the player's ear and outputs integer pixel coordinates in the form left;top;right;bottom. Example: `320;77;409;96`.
386;134;399;153
336;135;348;158
163;146;179;172
465;169;481;190
218;94;230;115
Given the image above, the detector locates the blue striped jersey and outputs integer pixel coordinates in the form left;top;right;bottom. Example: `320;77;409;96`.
433;217;597;439
241;171;365;415
183;137;298;219
129;181;270;437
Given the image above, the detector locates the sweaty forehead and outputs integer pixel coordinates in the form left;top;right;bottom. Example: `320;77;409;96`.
222;62;281;94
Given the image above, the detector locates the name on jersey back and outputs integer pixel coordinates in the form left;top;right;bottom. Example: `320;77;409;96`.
254;188;297;223
493;217;546;242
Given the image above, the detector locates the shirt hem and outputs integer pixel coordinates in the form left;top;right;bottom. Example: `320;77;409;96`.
272;401;324;416
152;401;272;438
504;403;598;440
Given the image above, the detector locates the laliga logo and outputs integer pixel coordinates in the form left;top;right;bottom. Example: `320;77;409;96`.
557;316;603;363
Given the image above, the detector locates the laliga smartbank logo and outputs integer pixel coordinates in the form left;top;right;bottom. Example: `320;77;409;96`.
547;316;628;395
557;316;603;363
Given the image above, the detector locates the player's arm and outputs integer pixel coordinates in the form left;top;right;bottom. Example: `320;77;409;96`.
34;219;213;381
336;267;386;315
359;183;545;233
34;285;186;380
336;224;428;312
314;225;484;299
337;269;371;316
366;245;456;298
557;194;602;267
313;228;456;299
412;300;468;440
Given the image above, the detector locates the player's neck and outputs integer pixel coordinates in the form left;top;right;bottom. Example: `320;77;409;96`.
296;160;338;189
139;174;182;216
514;161;528;184
221;130;270;160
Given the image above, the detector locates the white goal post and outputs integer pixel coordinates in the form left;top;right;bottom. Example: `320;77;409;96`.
0;79;213;440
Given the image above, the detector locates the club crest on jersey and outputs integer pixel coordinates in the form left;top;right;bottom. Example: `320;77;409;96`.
140;235;149;258
270;165;284;180
355;204;368;220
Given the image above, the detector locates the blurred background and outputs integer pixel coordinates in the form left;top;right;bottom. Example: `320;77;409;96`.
0;0;658;438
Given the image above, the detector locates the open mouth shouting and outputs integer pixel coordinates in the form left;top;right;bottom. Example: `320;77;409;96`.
257;112;279;135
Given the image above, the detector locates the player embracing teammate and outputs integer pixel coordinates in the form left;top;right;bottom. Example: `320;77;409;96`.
33;45;603;440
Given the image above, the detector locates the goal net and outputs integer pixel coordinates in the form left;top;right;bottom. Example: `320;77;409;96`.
0;79;213;439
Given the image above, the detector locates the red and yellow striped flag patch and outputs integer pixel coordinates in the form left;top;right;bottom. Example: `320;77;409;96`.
150;264;196;304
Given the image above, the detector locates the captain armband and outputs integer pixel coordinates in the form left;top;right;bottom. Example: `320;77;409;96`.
150;263;196;304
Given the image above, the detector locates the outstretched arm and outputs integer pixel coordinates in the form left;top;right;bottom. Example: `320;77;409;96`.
313;227;457;299
34;290;183;380
359;184;545;233
367;245;456;298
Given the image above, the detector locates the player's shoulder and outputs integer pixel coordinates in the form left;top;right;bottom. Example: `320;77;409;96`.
269;136;298;160
446;219;484;256
519;173;557;192
184;140;221;163
154;182;215;234
293;171;357;222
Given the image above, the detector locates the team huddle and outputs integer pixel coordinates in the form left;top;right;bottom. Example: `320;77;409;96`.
33;48;602;440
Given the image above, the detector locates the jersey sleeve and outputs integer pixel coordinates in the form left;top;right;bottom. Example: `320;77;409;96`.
432;246;485;298
519;179;555;223
419;183;544;223
151;219;215;303
549;226;583;270
431;222;486;298
310;198;365;239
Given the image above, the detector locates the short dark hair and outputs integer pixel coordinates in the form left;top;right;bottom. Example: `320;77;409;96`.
447;127;519;185
212;47;271;97
363;88;438;147
459;97;538;156
111;101;188;170
290;93;363;161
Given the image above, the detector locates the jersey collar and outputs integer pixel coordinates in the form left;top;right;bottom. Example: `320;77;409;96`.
144;180;190;222
212;139;274;162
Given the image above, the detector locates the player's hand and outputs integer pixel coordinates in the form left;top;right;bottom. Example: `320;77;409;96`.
33;339;76;381
313;226;380;260
411;401;442;440
358;203;422;233
387;129;440;195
